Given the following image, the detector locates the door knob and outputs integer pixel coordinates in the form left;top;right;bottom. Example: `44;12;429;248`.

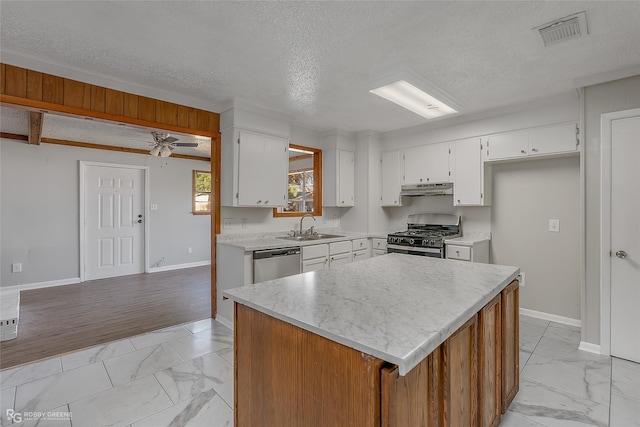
615;250;628;259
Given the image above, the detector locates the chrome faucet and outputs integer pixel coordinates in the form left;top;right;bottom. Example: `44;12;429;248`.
299;214;316;235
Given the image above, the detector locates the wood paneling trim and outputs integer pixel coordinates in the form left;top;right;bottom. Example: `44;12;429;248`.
28;112;43;145
104;89;124;116
0;132;28;141
0;64;220;135
123;92;138;119
1;95;217;138
91;86;106;113
0;132;210;162
138;96;156;122
63;79;91;109
42;74;64;104
0;63;6;94
211;134;221;318
4;65;27;98
26;70;43;101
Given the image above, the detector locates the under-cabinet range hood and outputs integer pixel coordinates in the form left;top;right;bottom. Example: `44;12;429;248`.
400;182;453;197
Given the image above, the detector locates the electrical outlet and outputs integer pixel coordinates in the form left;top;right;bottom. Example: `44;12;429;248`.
241;218;248;229
150;204;158;211
187;247;193;254
549;219;560;232
11;263;22;273
518;272;525;287
223;218;233;229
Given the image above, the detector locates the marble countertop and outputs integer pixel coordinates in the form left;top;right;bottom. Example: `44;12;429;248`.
217;230;388;251
444;232;492;245
224;253;519;375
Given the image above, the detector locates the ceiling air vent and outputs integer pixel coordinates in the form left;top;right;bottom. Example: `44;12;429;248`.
534;11;588;47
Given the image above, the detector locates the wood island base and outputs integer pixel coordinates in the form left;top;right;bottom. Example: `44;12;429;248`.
234;280;519;427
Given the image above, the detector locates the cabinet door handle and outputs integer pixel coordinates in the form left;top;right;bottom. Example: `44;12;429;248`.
257;200;262;204
520;150;526;154
531;148;538;153
264;200;269;204
457;199;461;204
394;200;397;204
341;201;345;204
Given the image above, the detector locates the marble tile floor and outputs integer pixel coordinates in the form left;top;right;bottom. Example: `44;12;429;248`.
0;315;638;426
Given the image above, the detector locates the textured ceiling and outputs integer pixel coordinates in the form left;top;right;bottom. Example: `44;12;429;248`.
1;1;640;136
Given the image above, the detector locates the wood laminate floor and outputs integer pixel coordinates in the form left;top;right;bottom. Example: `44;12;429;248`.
0;266;211;370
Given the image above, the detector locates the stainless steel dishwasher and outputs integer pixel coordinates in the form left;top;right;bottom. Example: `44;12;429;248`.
253;247;301;283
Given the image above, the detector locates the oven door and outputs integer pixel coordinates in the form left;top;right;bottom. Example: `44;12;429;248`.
387;244;443;258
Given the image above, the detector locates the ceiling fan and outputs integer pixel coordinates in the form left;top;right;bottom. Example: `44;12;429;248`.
149;131;198;157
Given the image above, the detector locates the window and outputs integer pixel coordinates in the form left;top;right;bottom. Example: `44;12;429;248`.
273;144;322;217
193;170;212;214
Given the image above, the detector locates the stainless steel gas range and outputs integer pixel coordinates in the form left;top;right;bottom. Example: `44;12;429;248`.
387;213;461;258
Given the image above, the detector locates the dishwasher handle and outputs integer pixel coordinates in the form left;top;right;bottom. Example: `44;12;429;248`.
253;248;300;260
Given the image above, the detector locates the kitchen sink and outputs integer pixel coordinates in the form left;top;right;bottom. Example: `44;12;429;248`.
278;234;344;242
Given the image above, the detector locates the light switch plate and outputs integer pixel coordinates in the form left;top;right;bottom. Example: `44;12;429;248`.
11;263;22;273
549;219;560;232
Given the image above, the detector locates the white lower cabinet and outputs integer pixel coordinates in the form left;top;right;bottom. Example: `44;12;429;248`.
302;244;329;272
352;238;370;262
445;240;490;263
371;238;387;256
329;241;352;268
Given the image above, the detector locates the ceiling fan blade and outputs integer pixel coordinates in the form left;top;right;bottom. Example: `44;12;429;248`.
163;136;179;144
173;142;199;147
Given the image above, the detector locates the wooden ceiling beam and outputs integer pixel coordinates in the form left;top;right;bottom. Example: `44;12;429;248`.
0;132;211;162
28;111;43;145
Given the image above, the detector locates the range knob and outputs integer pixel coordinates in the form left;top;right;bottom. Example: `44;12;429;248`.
409;238;415;245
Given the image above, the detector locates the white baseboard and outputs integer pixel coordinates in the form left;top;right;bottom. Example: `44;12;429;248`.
215;314;233;331
0;277;81;295
148;260;211;273
579;341;602;355
519;308;581;327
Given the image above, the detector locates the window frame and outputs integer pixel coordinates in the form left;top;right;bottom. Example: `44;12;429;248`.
273;144;323;218
192;169;212;215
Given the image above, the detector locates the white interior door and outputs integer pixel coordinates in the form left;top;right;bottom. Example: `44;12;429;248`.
84;164;145;280
610;113;640;363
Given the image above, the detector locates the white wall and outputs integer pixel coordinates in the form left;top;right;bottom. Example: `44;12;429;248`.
583;75;640;345
0;139;211;287
492;157;581;320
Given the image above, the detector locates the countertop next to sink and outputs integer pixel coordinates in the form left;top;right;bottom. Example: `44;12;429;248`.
217;230;388;251
224;253;519;375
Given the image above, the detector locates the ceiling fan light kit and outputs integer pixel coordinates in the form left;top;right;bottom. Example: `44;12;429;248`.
148;131;199;157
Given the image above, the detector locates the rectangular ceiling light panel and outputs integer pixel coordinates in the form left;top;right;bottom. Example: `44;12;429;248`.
370;80;457;119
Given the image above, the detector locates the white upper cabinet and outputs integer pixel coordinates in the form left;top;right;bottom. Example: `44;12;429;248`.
485;129;529;160
453;137;491;206
404;142;450;184
221;128;289;207
528;122;578;155
324;149;355;207
381;150;404;206
485;123;577;161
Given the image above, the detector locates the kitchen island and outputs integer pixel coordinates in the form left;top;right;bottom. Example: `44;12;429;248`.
224;253;520;427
